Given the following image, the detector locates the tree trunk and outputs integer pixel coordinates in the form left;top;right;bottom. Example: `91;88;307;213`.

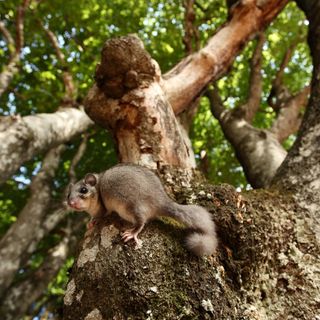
85;36;195;169
63;178;319;320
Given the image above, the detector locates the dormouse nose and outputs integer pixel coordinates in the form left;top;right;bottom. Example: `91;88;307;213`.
68;199;76;206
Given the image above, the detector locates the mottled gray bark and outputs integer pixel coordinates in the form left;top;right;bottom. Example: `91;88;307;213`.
0;107;93;184
218;113;286;188
207;88;287;188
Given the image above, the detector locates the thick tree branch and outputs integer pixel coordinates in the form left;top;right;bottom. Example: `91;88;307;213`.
207;86;287;188
0;107;93;184
163;0;289;115
63;179;320;319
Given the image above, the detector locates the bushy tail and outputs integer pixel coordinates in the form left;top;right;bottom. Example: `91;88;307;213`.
161;202;218;256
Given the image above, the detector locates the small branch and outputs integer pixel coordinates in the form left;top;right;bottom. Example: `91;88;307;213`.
40;22;76;102
243;33;265;122
0;0;30;97
267;37;303;110
183;0;200;55
68;133;89;183
0;21;15;56
270;85;310;143
15;0;30;52
232;33;265;122
206;85;228;122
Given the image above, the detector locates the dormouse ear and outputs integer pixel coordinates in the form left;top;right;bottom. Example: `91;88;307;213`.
84;173;98;186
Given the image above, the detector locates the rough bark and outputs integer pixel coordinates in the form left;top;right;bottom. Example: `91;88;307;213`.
63;174;319;319
274;0;320;240
85;36;195;169
0;107;93;184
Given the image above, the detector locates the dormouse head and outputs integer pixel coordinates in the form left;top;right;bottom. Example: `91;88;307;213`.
66;173;100;214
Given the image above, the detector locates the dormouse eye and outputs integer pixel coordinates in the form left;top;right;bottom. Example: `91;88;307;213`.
80;187;88;194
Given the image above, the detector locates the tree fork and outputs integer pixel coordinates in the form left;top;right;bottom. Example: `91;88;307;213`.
85;35;195;169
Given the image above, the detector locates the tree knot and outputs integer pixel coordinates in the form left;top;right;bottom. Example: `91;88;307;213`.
95;35;156;99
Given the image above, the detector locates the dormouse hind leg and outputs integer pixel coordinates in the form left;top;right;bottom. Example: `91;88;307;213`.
121;223;145;248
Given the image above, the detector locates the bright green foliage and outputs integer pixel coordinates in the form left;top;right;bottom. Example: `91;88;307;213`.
0;0;312;318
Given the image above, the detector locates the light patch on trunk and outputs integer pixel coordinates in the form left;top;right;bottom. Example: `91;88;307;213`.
77;244;99;268
76;290;84;302
64;279;76;306
100;225;119;248
84;308;103;320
